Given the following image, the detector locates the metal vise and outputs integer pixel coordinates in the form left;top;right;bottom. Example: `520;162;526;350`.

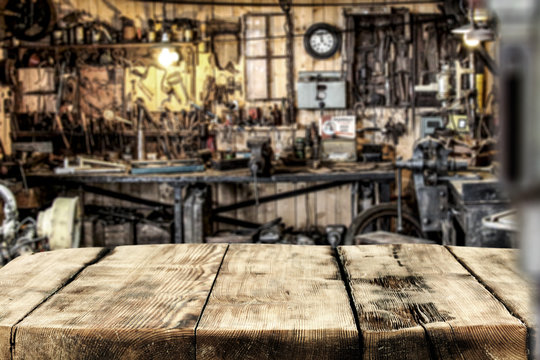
247;137;273;177
396;138;468;234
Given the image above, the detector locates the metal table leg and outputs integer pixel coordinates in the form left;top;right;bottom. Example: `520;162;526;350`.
351;182;359;221
174;185;184;244
379;182;391;203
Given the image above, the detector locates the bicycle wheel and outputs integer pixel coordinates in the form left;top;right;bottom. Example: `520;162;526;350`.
344;203;425;245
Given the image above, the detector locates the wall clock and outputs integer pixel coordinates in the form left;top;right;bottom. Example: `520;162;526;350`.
304;23;342;60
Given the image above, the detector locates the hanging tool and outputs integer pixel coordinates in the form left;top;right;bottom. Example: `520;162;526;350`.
131;67;154;100
54;63;70;149
166;71;191;103
247;137;273;206
136;98;153;160
80;112;92;154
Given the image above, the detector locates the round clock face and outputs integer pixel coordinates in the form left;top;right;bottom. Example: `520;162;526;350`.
304;23;342;59
309;29;336;55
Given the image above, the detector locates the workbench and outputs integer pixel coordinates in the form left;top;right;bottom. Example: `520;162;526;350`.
448;177;512;247
0;241;534;359
27;163;395;243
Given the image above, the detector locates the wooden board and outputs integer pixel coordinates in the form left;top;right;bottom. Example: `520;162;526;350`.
339;244;528;359
12;244;227;360
448;246;535;329
196;244;359;359
0;248;106;360
2;243;534;359
355;231;436;245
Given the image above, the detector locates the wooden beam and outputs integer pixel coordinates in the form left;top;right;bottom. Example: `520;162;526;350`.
448;246;535;329
0;248;106;360
12;244;227;359
339;244;529;359
196;244;360;359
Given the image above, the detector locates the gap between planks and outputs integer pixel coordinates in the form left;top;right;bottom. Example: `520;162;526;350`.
333;247;364;359
9;248;112;360
444;245;533;359
7;244;528;360
193;244;230;360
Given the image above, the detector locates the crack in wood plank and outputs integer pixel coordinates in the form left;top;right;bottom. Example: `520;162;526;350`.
339;244;529;359
446;246;534;360
11;244;228;360
333;247;363;359
194;244;230;360
9;248;112;360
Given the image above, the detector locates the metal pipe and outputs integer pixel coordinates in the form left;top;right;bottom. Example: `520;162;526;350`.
174;186;184;244
351;182;358;221
137;104;146;161
397;168;403;233
535;279;540;359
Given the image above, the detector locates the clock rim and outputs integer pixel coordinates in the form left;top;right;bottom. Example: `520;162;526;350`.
303;22;342;60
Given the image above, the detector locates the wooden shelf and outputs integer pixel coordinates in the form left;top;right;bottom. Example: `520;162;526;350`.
8;41;200;51
12;130;203;138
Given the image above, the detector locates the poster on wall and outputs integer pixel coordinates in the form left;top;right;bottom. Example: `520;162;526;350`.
319;115;356;139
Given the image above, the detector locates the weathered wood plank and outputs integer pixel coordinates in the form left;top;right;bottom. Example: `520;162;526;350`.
355;231;436;245
13;244;228;360
339;244;528;359
0;248;105;360
448;246;535;329
197;244;359;359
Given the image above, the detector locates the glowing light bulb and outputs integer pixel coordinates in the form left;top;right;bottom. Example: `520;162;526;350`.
158;48;179;67
464;33;480;48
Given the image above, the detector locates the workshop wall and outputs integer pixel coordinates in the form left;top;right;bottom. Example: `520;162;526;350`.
61;0;439;233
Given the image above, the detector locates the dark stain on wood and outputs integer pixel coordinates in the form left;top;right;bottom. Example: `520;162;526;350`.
371;275;431;292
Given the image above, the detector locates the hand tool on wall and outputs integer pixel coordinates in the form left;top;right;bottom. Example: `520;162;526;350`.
131;67;154;101
80;112;92;154
101;0;123;31
54;63;70;149
135;98;153;160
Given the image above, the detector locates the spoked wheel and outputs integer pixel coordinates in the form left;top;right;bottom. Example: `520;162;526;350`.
344;203;425;245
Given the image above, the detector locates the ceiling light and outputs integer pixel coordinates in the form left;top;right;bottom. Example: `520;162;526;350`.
452;24;474;35
158;47;179;67
464;33;480;48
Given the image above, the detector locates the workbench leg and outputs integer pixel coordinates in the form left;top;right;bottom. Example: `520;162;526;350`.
536;280;540;360
174;185;184;244
351;182;359;221
379;182;391;204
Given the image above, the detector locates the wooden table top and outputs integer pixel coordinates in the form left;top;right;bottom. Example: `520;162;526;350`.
0;242;534;359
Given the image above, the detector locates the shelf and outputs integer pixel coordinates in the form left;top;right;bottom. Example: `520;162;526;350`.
8;42;200;51
12;130;204;138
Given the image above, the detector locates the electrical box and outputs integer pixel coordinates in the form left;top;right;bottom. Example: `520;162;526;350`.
447;114;469;133
297;72;346;110
420;116;444;138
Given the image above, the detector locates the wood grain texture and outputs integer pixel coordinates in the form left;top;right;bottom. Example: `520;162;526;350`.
197;244;359;359
339;244;528;359
355;231;436;245
13;244;227;360
0;248;105;360
448;246;535;329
